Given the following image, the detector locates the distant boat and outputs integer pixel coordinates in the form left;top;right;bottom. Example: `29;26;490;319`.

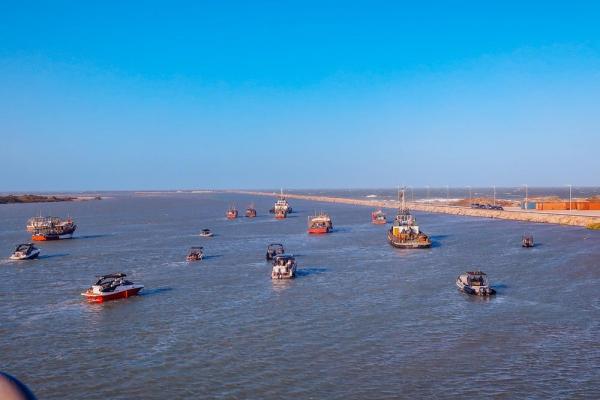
456;271;496;296
271;254;297;279
186;246;204;262
270;189;292;214
387;189;431;249
199;229;213;238
27;215;76;241
226;205;238;220
308;212;333;234
371;209;387;225
10;243;40;260
245;204;257;218
522;234;534;248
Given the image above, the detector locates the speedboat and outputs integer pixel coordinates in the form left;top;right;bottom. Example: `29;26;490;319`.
522;234;534;248
187;246;204;261
81;273;144;302
9;243;40;260
199;229;214;238
266;243;285;261
271;254;297;279
456;271;496;296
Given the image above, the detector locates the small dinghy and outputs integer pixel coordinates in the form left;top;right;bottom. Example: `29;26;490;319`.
456;271;496;296
271;254;297;280
265;243;285;261
81;273;143;302
199;229;214;238
9;243;40;260
187;246;204;262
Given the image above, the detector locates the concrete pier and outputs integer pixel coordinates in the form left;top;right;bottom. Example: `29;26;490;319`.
231;191;600;228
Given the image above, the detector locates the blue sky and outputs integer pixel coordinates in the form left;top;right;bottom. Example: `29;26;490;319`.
1;1;599;191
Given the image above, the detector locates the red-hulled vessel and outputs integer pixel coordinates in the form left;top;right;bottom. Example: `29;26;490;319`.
31;231;60;241
81;273;144;303
308;212;333;234
226;205;238;220
371;209;387;225
275;209;287;219
27;215;76;241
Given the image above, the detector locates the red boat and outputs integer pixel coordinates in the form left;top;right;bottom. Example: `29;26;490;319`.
81;273;144;303
371;209;387;225
226;206;238;220
31;231;60;241
275;209;287;219
308;212;333;234
245;204;257;218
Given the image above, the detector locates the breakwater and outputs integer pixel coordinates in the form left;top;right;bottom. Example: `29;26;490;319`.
232;191;600;228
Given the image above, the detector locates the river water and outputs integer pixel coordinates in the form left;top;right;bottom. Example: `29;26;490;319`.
1;192;599;399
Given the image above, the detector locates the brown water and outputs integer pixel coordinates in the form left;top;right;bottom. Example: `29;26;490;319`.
1;192;599;399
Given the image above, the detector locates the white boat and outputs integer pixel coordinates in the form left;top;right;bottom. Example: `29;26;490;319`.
199;229;214;238
270;189;292;214
9;243;40;260
271;254;297;279
81;273;144;302
456;271;496;296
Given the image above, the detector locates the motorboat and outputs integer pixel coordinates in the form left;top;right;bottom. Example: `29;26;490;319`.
245;204;257;218
226;206;238;220
274;208;287;219
308;212;333;234
522;234;534;248
187;246;204;261
199;229;214;238
9;243;40;260
456;271;496;296
81;273;144;302
266;243;285;261
271;254;297;279
371;209;387;225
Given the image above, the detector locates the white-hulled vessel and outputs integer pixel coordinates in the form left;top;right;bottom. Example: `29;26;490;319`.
271;254;297;279
456;271;496;296
9;243;40;260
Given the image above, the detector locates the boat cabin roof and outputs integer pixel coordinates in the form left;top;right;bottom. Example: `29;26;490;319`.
268;243;284;248
466;271;487;277
273;254;294;261
15;243;34;251
201;229;211;232
189;246;204;250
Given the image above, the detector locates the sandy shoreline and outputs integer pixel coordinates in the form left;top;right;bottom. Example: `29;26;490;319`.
230;190;600;228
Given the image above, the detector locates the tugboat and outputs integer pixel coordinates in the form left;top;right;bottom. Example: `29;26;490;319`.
266;243;285;261
274;208;287;220
245;204;257;218
387;189;431;248
186;246;204;261
27;216;76;238
522;234;534;248
456;271;496;296
271;254;297;279
226;205;238;220
308;212;333;234
199;229;214;238
270;189;293;214
371;209;387;225
9;243;40;260
81;273;144;302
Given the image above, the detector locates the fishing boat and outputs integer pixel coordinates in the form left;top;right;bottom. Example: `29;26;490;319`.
245;204;257;218
387;189;431;248
308;212;333;234
271;254;297;279
274;208;287;219
266;243;285;261
186;246;204;261
269;189;292;214
371;209;387;225
9;243;40;260
226;205;238;220
81;273;144;302
27;216;76;236
522;234;534;248
199;229;213;238
456;271;496;296
31;229;61;241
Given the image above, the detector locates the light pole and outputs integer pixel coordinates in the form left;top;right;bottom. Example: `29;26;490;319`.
493;185;496;206
568;184;572;211
467;186;472;205
426;186;430;204
446;185;449;205
523;184;528;210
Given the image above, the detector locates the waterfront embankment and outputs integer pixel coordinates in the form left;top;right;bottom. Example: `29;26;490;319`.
232;191;600;228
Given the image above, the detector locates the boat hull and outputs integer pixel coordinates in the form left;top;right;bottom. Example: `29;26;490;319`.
32;234;60;241
82;286;143;303
9;251;40;260
372;219;386;225
308;227;331;234
387;232;431;248
456;281;496;296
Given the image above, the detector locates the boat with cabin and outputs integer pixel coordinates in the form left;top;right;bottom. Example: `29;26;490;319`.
9;243;40;260
456;271;496;296
266;243;285;260
274;208;287;219
199;229;213;238
387;189;431;248
245;204;257;218
308;212;333;234
81;273;144;302
271;254;297;279
371;209;387;225
226;205;238;220
270;189;292;214
187;246;204;261
522;234;534;248
27;215;76;241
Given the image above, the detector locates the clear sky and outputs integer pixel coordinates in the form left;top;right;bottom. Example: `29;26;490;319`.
1;1;599;191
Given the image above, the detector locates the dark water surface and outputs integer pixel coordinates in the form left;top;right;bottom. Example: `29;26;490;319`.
1;193;599;399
